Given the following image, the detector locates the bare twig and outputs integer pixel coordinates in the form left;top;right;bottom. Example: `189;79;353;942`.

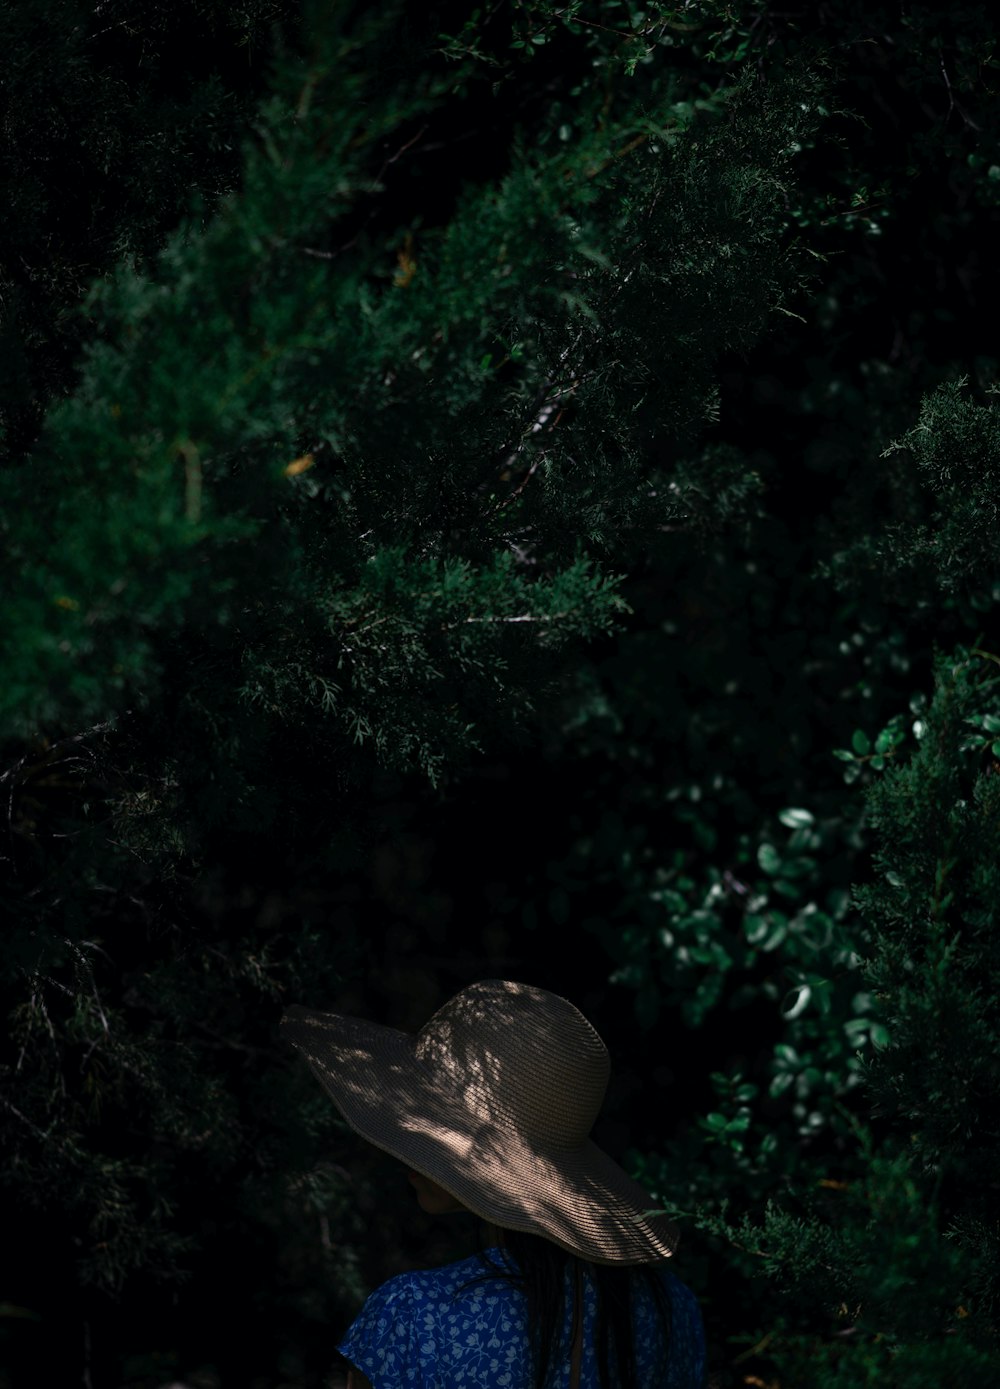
66;939;111;1041
441;610;575;630
312;124;430;260
492;446;550;515
377;124;429;176
16;972;58;1073
939;53;982;130
0;1093;65;1148
0;714;124;789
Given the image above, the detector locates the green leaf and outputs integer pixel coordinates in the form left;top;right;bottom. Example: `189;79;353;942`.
772;879;801;900
757;842;781;874
777;856;815;880
832;748;854;762
778;807;814;828
659;889;687;913
781;984;811;1019
852;728;871;755
743;913;769;944
761;922;789;951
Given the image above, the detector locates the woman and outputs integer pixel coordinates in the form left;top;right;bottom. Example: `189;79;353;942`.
282;979;706;1388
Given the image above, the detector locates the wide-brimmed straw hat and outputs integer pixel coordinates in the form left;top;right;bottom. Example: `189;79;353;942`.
280;978;679;1265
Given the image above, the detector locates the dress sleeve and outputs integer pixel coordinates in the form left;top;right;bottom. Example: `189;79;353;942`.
337;1274;419;1389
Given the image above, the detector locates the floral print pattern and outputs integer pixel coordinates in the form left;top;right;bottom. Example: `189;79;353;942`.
338;1247;705;1388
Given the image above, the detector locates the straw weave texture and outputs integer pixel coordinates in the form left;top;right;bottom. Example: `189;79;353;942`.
281;979;679;1264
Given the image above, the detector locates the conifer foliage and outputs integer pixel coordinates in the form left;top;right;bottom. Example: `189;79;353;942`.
3;2;1000;1387
1;2;824;1381
0;0;301;460
1;3;819;790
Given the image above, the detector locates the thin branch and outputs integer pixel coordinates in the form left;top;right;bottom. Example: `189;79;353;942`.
441;609;575;630
376;124;430;176
971;647;1000;668
488;327;592;496
0;714;124;789
314;124;431;260
939;53;982;131
66;940;111;1040
350;613;395;637
0;1093;70;1151
492;446;550;514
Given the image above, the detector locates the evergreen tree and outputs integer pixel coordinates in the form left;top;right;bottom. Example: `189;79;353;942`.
0;0;303;461
0;3;825;1383
4;2;999;1385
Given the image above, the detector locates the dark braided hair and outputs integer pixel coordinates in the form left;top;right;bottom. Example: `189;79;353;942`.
460;1225;673;1389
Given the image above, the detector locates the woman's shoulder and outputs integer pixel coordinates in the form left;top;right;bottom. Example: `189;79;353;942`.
338;1250;527;1389
346;1248;518;1321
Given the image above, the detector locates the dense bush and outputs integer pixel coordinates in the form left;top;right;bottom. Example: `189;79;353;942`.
2;2;998;1386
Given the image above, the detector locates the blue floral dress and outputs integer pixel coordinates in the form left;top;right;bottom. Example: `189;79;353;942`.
338;1246;706;1388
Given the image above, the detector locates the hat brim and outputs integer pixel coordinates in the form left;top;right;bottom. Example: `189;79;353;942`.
281;1005;678;1265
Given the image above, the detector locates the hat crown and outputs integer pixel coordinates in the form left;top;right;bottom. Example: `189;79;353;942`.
413;980;610;1151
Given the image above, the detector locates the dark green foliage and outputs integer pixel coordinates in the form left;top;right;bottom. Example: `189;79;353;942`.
0;0;303;461
856;648;1000;1199
824;380;1000;605
3;1;1000;1386
725;1138;1000;1384
676;645;1000;1380
0;1;821;791
1;1;828;1379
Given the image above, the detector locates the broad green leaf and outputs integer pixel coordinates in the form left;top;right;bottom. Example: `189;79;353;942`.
757;842;781;874
781;983;811;1019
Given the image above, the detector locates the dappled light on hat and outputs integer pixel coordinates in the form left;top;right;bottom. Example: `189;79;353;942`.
413;980;610;1148
281;980;679;1264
